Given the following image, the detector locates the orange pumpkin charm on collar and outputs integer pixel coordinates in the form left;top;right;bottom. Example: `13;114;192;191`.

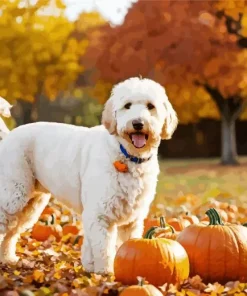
113;161;128;173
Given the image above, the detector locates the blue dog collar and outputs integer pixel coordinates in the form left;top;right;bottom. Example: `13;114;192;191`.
120;144;152;164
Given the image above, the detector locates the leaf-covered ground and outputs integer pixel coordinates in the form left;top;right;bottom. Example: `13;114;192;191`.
1;158;247;296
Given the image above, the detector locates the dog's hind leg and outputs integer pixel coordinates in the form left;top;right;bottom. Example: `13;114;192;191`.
0;192;51;264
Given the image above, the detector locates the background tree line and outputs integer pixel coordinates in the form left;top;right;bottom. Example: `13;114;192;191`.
2;0;247;165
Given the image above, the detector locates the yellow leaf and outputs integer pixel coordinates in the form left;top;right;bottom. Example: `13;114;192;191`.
53;271;61;279
33;270;45;283
32;250;40;256
13;270;20;276
241;27;247;37
242;14;247;28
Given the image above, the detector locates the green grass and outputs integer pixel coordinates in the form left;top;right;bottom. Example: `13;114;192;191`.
154;157;247;210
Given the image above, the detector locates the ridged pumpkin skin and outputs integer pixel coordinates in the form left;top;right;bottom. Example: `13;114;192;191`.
120;284;163;296
177;208;247;283
114;238;189;286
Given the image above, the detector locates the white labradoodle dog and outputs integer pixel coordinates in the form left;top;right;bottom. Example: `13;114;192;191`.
0;77;178;274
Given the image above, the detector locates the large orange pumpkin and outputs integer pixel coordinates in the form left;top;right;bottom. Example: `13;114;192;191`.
177;208;247;283
120;278;163;296
114;229;189;286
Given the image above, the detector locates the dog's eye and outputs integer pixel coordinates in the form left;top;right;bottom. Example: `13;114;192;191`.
124;103;132;109
147;103;155;110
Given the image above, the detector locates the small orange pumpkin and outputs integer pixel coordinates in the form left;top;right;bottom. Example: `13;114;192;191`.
120;277;163;296
177;208;247;283
41;206;61;218
182;212;199;224
144;217;179;240
167;217;191;231
31;223;62;242
114;227;189;286
143;216;160;236
63;224;80;235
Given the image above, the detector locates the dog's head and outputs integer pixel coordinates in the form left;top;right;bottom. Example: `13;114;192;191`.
102;77;178;154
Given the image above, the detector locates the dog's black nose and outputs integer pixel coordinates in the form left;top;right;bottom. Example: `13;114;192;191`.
132;119;144;131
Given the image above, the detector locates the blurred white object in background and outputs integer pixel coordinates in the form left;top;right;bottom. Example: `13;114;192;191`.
0;97;12;139
0;97;12;118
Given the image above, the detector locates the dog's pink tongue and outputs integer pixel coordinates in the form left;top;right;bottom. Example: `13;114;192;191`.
132;134;146;148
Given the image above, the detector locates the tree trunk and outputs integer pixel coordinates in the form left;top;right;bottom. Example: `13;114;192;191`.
202;85;245;165
22;101;33;124
14;100;34;125
221;115;238;165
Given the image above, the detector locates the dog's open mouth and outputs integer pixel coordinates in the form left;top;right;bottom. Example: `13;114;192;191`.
129;133;148;148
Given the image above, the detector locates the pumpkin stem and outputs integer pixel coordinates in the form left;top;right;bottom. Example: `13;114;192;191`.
144;226;157;239
159;217;175;233
144;217;176;239
160;216;166;228
206;208;224;225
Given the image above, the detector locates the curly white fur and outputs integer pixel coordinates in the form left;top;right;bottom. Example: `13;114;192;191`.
0;77;177;273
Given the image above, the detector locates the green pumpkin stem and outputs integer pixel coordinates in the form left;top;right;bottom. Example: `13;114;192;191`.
160;217;175;233
160;216;166;228
144;217;175;239
206;208;224;225
144;226;156;239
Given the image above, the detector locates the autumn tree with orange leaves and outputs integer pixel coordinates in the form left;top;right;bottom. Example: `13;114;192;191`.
89;0;247;165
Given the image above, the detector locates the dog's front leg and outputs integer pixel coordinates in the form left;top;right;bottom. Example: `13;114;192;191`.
117;219;144;250
83;215;117;275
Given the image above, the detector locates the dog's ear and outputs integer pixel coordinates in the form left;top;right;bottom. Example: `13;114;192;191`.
161;100;178;140
101;98;117;135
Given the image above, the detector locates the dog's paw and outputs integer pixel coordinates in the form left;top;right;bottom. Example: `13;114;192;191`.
82;262;94;274
93;265;114;275
96;271;114;277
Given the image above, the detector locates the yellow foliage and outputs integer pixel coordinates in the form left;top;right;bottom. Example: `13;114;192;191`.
214;0;247;20
0;0;82;103
86;80;113;104
165;81;220;124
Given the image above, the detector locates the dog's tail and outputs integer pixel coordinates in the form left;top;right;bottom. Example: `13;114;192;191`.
0;97;12;141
